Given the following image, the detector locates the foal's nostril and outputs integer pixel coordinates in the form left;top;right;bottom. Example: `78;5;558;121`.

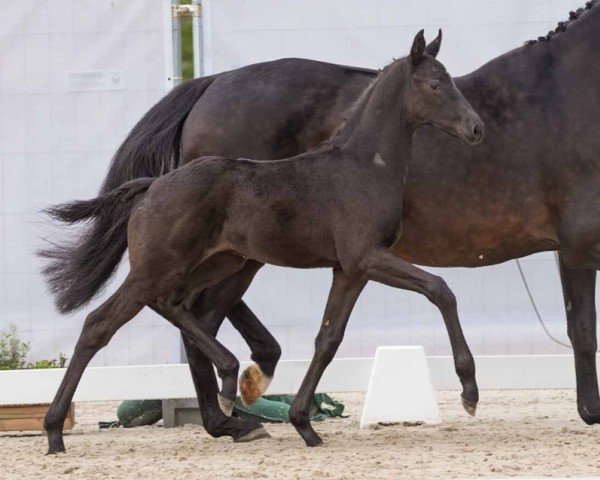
462;120;484;145
470;122;484;143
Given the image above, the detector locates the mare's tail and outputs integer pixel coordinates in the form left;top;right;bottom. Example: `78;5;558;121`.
100;76;214;193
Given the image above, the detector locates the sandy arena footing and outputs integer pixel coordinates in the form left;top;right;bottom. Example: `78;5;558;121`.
2;390;600;479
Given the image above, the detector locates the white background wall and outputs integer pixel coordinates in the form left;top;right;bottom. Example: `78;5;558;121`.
201;0;591;362
0;0;594;368
0;0;179;366
202;0;585;76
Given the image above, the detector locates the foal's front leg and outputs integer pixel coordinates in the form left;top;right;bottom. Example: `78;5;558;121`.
289;269;367;446
360;248;478;413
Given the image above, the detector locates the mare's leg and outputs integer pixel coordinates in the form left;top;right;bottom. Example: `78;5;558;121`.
289;269;367;446
558;254;600;424
45;277;146;454
156;302;269;442
231;300;282;405
359;248;478;413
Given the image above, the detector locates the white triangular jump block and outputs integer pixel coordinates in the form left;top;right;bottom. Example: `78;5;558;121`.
360;346;441;428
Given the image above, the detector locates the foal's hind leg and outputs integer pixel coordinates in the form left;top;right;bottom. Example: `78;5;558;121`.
174;254;250;405
358;248;478;415
180;335;267;442
558;254;600;424
185;260;281;417
156;303;269;442
45;278;145;454
289;269;367;446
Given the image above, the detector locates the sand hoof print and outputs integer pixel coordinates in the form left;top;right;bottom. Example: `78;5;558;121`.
239;364;272;406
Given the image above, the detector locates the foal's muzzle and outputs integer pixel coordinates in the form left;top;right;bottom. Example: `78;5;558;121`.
462;118;485;145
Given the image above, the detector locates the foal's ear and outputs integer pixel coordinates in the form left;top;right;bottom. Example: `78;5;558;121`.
410;29;426;65
426;29;442;58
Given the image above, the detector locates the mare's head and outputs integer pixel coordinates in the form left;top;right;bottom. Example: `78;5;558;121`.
404;30;484;145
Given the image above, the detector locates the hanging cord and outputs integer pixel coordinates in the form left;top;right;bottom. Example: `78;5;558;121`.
515;258;572;349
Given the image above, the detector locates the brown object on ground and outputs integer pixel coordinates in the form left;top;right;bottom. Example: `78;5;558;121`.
2;390;600;479
0;404;74;432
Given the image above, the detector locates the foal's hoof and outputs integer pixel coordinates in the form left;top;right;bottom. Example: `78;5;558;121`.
304;434;324;448
46;430;66;455
233;425;271;443
461;395;478;417
295;423;324;447
46;446;66;455
579;402;600;425
218;393;235;417
239;363;272;406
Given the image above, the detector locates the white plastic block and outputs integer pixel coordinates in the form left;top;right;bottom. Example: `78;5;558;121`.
360;346;441;428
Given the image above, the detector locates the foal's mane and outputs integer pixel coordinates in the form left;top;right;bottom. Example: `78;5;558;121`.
323;61;397;147
526;0;597;44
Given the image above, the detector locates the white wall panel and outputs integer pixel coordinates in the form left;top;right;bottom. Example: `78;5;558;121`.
0;354;590;405
0;0;177;366
202;0;589;361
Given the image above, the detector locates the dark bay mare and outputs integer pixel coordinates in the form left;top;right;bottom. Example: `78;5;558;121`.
40;1;600;443
40;31;483;453
178;1;600;429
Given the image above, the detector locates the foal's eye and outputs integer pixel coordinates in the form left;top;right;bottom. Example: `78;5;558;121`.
429;80;440;90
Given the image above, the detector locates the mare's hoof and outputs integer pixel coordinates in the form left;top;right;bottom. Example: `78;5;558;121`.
239;364;272;406
218;393;235;417
233;425;271;443
461;395;477;417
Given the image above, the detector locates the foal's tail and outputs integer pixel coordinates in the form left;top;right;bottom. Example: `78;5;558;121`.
39;75;215;314
39;178;155;314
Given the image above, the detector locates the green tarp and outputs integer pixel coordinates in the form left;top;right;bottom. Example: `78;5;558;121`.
100;394;345;428
233;394;346;423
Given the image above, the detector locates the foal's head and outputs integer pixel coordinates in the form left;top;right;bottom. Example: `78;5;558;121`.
404;30;484;145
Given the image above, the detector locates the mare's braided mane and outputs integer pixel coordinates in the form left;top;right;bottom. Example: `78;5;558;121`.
526;0;597;44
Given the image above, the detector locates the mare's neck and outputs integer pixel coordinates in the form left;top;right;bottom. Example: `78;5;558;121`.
458;5;600;112
332;61;414;174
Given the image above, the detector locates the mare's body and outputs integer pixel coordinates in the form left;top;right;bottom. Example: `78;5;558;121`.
178;3;600;427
